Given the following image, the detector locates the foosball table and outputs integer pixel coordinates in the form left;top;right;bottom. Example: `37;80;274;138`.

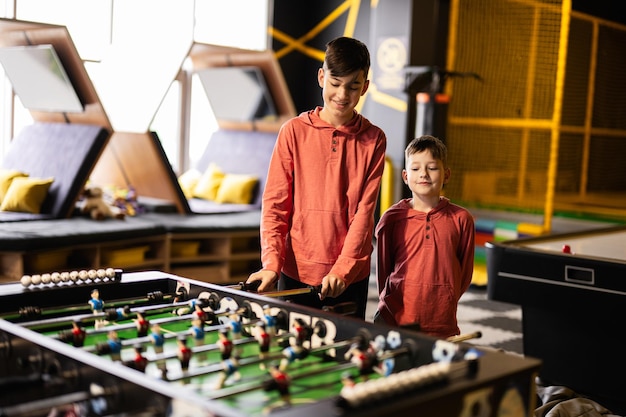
0;270;541;417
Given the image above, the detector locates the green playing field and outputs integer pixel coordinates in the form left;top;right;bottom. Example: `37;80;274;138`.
34;305;379;416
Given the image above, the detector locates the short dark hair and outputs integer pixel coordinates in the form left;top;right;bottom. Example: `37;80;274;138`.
405;135;448;166
324;36;370;77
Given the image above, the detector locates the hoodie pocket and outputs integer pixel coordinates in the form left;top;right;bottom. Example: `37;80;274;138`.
291;209;347;263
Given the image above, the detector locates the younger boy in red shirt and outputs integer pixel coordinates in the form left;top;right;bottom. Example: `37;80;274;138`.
375;135;475;338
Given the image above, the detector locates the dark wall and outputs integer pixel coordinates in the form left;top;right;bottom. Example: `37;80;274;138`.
271;0;371;114
572;0;626;25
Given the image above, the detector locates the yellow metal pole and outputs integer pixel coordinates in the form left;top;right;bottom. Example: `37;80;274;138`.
517;8;540;203
543;0;571;233
580;22;599;201
380;156;394;216
444;0;459;98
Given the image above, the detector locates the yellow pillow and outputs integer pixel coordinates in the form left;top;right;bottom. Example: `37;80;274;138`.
193;163;225;201
215;173;258;204
0;169;29;202
177;168;202;199
0;176;54;213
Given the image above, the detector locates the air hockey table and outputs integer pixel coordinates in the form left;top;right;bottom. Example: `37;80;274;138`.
486;224;626;415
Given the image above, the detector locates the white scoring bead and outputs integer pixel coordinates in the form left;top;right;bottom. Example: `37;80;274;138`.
31;274;41;285
96;269;106;279
105;268;115;278
69;271;79;282
51;272;61;283
41;273;51;284
60;271;70;282
78;270;88;281
88;269;97;280
20;275;32;287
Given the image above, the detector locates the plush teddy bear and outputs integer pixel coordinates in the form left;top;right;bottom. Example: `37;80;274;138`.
80;185;125;220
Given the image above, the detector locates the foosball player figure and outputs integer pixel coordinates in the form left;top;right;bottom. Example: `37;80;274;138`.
190;317;206;363
134;311;150;337
171;286;188;304
344;333;379;381
89;289;104;313
263;364;291;406
292;318;312;347
279;340;309;371
149;323;167;379
88;288;107;329
105;305;131;322
96;330;123;362
262;304;277;338
124;344;148;373
217;328;234;361
58;320;87;347
175;297;205;320
227;309;244;358
177;335;193;383
192;299;212;325
70;320;87;347
255;321;271;369
213;357;241;389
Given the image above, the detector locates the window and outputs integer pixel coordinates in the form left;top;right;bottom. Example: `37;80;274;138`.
0;0;270;173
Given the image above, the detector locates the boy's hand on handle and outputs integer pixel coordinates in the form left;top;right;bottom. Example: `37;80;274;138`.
246;270;278;293
319;274;346;300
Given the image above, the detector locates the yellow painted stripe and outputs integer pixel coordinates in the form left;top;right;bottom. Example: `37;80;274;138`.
271;1;353;60
270;28;326;61
343;0;361;37
368;85;407;112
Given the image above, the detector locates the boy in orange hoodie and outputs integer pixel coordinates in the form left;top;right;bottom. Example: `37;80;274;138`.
246;36;386;319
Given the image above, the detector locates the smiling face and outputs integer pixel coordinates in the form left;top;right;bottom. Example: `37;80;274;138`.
403;148;450;210
317;67;369;126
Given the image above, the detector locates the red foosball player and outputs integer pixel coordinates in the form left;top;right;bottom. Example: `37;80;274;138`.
344;334;379;381
217;329;234;360
292;318;312;347
191;299;209;325
263;364;291;406
124;344;148;373
255;321;271;369
134;311;150;337
177;335;193;382
178;335;192;370
58;320;87;347
70;320;87;347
